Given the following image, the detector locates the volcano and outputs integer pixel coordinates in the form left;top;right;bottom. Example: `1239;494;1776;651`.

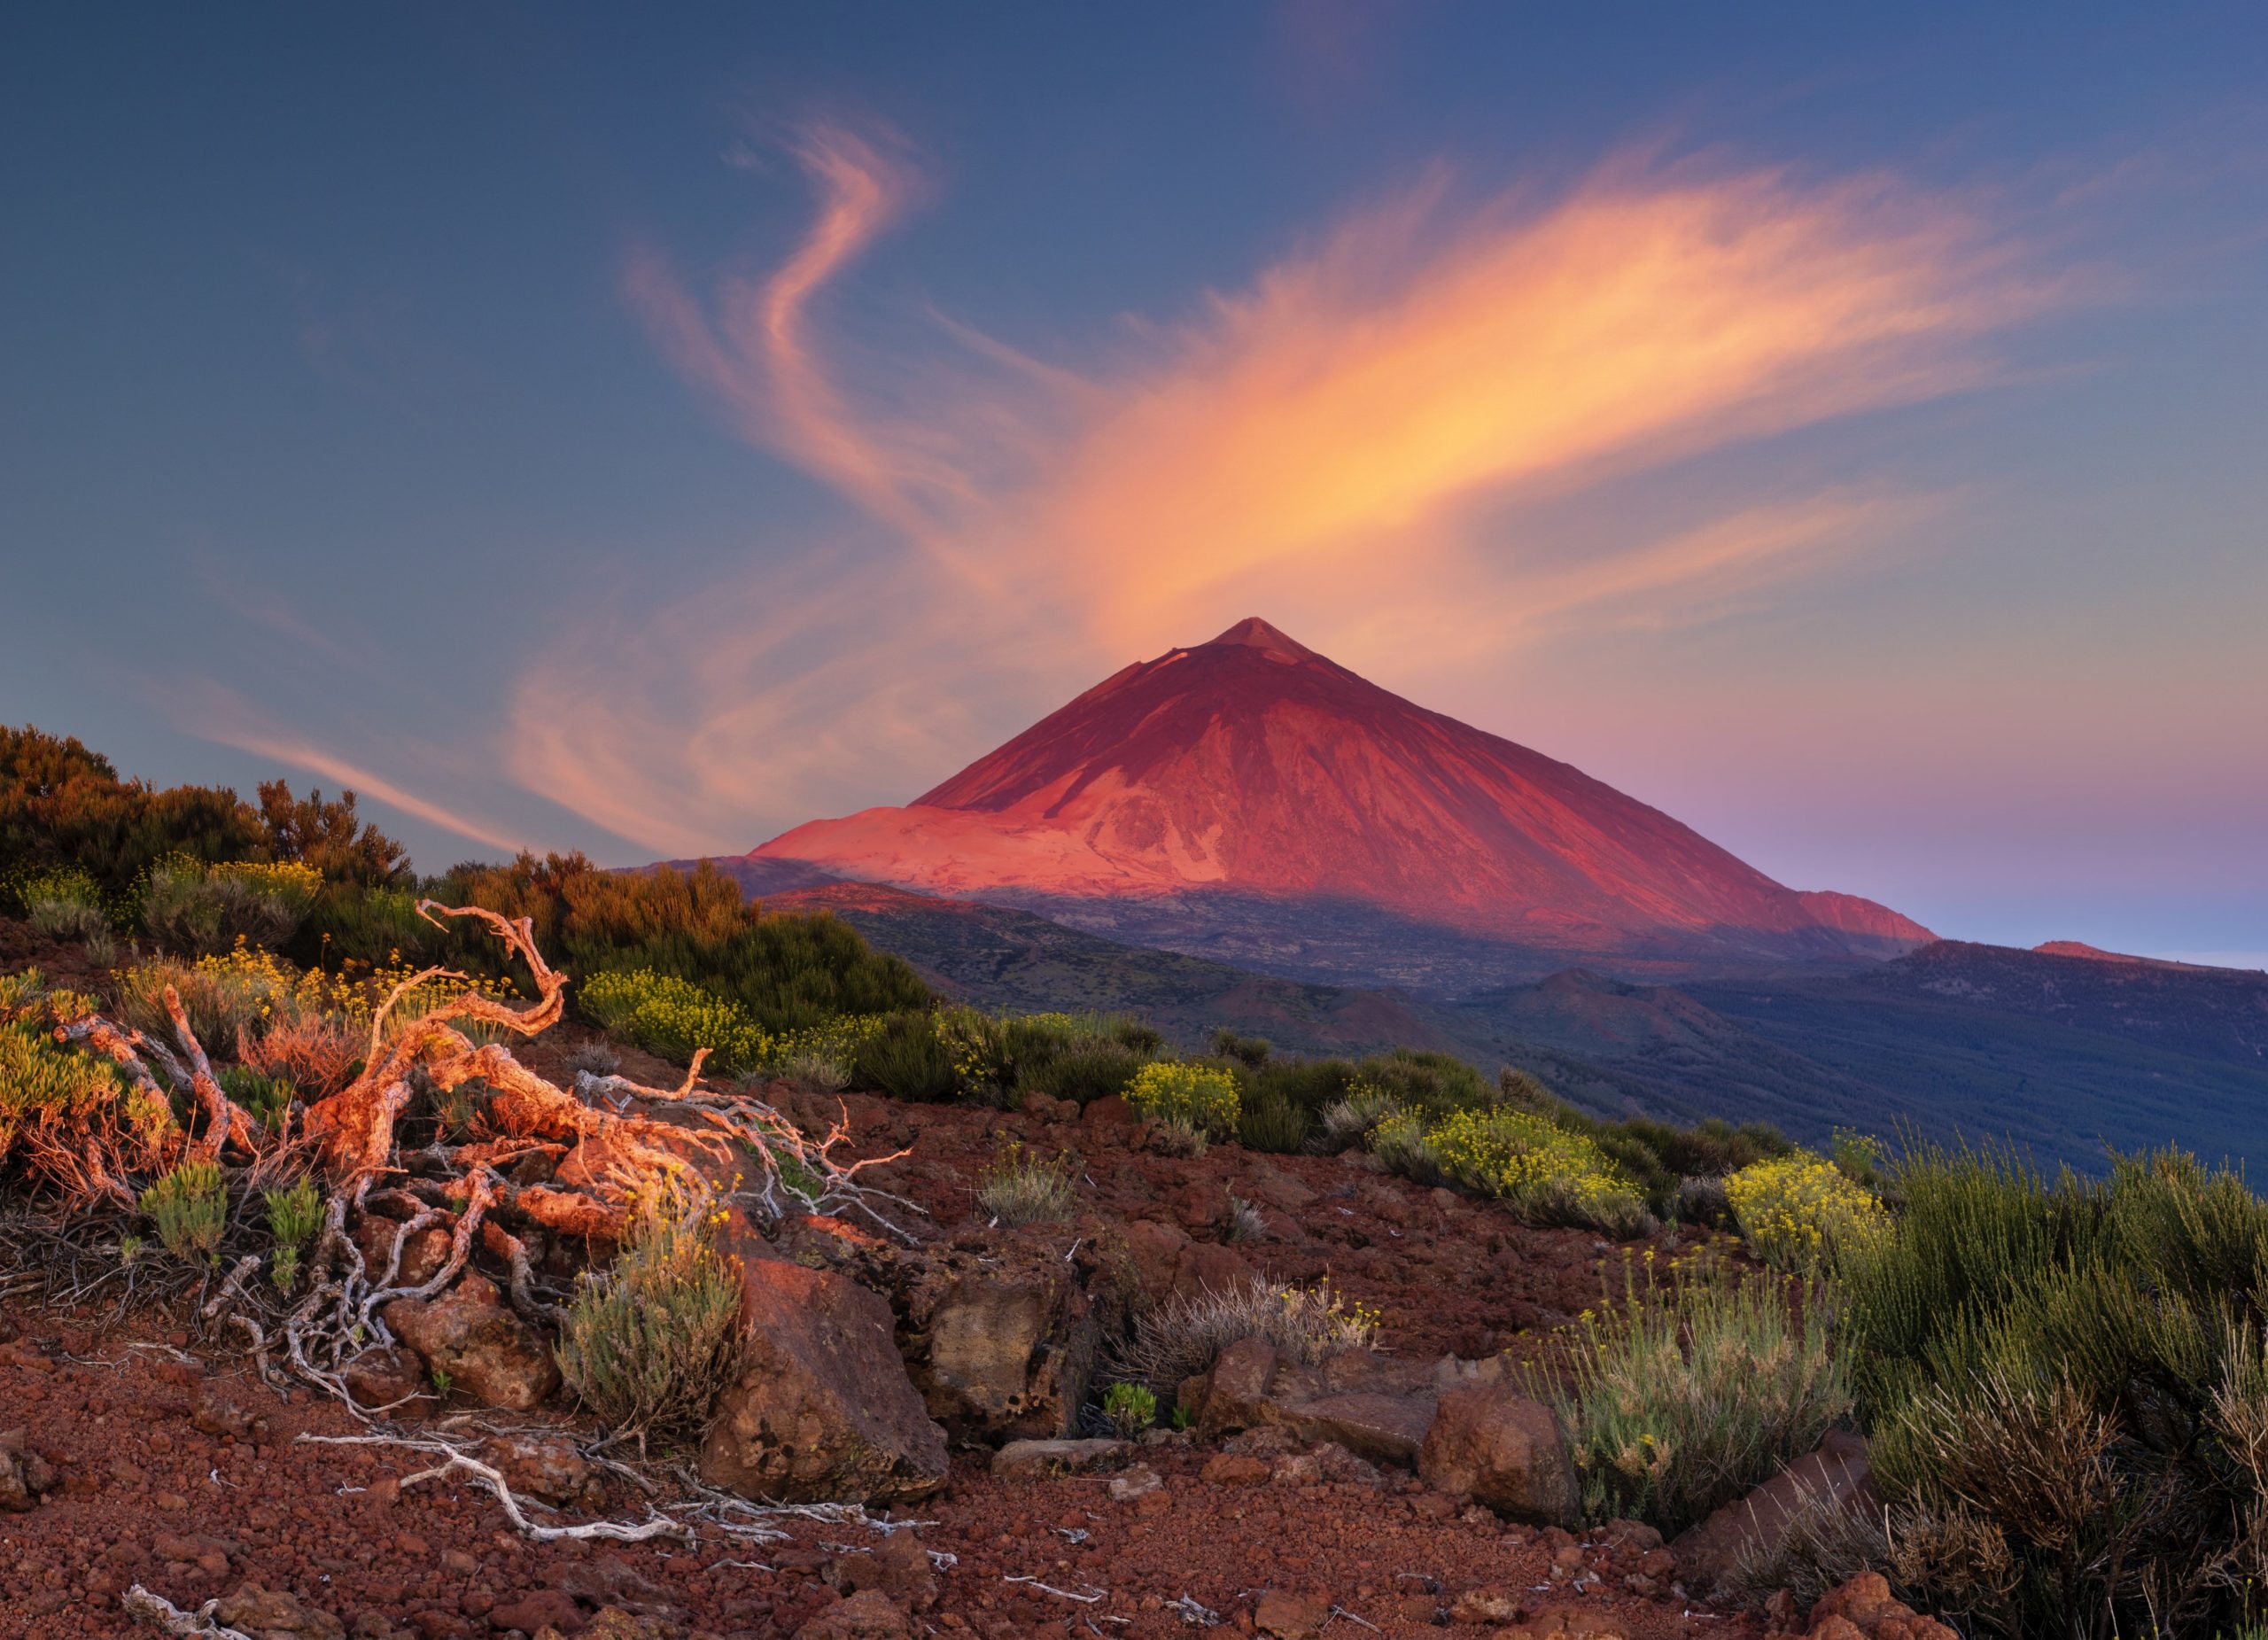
746;618;1931;985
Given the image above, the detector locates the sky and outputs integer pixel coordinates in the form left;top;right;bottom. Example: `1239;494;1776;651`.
3;4;2264;967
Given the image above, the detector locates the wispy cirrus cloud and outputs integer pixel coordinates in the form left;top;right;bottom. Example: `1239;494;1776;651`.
167;678;530;856
510;126;2055;856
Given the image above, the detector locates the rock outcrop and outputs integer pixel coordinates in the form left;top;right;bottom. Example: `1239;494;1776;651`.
699;1218;948;1504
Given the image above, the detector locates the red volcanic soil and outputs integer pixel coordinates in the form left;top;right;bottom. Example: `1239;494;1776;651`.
753;618;1930;960
0;1074;1765;1640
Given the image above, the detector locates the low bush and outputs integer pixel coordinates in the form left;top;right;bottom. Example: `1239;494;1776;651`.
555;1173;744;1444
1534;1267;1849;1535
849;1011;959;1101
238;1011;361;1100
1037;1040;1145;1105
440;853;931;1034
1835;1145;2268;1638
21;867;110;942
1364;1107;1440;1180
1115;1275;1381;1396
0;972;125;1164
1123;1061;1240;1135
141;1157;228;1260
116;946;305;1046
1425;1107;1654;1237
1102;1381;1157;1437
975;1139;1077;1225
579;968;774;1076
1237;1092;1309;1154
142;858;322;955
1354;1048;1491;1117
1320;1082;1403;1151
1724;1150;1888;1276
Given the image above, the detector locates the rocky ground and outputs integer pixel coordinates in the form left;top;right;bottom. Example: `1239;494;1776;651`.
0;1005;1931;1640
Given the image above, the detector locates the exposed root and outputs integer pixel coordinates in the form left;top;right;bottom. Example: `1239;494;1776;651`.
23;898;930;1439
292;1428;901;1550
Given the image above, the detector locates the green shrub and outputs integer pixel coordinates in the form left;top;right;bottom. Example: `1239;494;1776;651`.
1353;1048;1491;1117
441;853;931;1034
1320;1082;1403;1151
0;992;126;1162
142;1158;228;1259
1237;1092;1309;1154
1426;1107;1653;1236
1724;1150;1888;1277
976;1139;1077;1225
219;1064;294;1133
1123;1061;1239;1135
579;968;773;1075
1037;1040;1145;1105
264;1175;322;1288
21;867;110;942
141;858;322;954
1534;1269;1849;1535
555;1174;743;1442
1209;1029;1272;1069
1836;1145;2268;1637
1364;1107;1439;1180
849;1011;959;1101
264;1175;322;1247
1102;1381;1158;1438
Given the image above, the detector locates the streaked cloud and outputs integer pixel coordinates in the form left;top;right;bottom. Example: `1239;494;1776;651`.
167;679;530;857
515;127;2053;855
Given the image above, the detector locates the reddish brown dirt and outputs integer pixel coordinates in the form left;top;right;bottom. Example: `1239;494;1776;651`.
0;929;1762;1639
0;1315;1762;1640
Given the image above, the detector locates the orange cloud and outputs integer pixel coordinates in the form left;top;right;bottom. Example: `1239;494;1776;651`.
514;131;2049;855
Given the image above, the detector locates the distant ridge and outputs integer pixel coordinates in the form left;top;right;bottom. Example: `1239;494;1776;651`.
742;618;1931;983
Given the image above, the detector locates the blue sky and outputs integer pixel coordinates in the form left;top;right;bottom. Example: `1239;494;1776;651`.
3;4;2264;964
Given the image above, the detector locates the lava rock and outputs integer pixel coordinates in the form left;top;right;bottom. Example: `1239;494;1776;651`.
382;1273;560;1411
699;1214;948;1504
1417;1380;1578;1527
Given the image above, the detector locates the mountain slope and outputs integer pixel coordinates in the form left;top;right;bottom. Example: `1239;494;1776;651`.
751;618;1930;982
723;874;2268;1176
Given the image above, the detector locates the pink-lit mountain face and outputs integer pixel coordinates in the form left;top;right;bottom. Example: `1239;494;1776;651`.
750;618;1931;977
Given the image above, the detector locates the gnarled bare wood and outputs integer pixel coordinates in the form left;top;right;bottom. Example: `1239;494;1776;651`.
162;983;258;1158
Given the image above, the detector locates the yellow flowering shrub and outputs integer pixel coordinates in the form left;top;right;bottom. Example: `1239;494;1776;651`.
1724;1150;1889;1275
1123;1061;1240;1135
579;968;774;1075
1426;1107;1653;1237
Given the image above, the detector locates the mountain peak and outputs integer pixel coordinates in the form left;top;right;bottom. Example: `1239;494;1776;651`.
1204;617;1315;661
753;623;1934;970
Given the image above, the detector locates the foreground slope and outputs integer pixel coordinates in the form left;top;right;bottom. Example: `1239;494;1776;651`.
750;618;1930;983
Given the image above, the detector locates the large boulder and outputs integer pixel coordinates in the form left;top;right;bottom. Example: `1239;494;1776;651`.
894;1228;1103;1440
1184;1336;1439;1468
381;1274;559;1411
1670;1428;1880;1597
700;1217;948;1504
1417;1380;1578;1526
